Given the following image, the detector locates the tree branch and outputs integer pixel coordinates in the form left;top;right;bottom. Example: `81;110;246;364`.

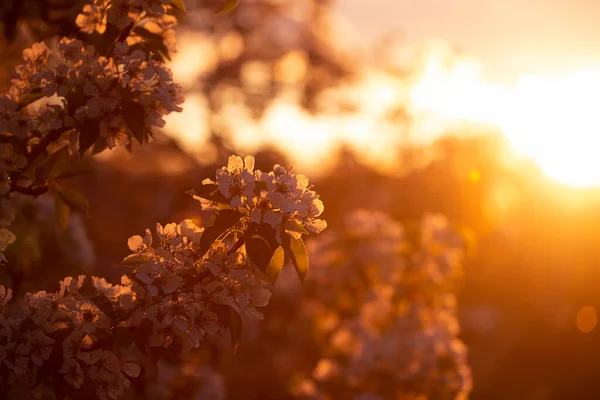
9;183;48;197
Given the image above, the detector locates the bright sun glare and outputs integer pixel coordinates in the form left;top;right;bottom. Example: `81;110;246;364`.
168;33;600;188
411;54;600;188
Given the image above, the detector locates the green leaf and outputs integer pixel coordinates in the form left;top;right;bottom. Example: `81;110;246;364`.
91;295;117;325
134;27;171;56
114;22;134;44
34;166;46;186
130;27;173;62
199;209;243;256
55;185;89;214
283;235;309;282
266;246;284;285
113;326;134;348
34;327;73;391
186;184;230;205
149;344;169;362
17;88;44;111
122;102;146;144
133;319;153;356
156;48;172;62
257;222;278;251
245;234;272;274
53;168;93;181
133;27;162;41
121;253;151;267
228;307;242;353
285;219;309;237
212;304;230;327
170;0;186;13
54;195;70;229
96;24;120;56
210;306;243;352
41;146;71;179
245;221;277;246
78;119;101;156
92;135;108;155
217;0;239;14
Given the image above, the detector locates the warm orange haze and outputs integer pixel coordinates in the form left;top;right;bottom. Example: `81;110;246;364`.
169;34;600;188
2;1;600;399
342;0;600;189
413;55;600;188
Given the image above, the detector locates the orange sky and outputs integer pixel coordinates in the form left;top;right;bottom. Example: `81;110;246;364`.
336;0;600;82
168;1;600;188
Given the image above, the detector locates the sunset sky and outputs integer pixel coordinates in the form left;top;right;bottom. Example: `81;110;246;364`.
167;1;600;187
336;0;600;82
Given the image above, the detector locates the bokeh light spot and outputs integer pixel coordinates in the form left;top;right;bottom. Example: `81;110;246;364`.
468;168;480;184
576;306;598;333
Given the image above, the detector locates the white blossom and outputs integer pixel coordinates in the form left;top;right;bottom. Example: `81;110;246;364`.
216;155;256;207
301;210;471;399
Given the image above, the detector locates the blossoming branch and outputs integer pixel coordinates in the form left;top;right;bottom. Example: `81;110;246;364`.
0;0;187;261
0;155;326;399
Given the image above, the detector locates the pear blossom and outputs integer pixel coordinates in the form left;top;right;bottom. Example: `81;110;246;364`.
24;291;63;332
0;154;324;398
299;210;471;399
297;194;327;234
60;357;85;388
0;0;184;208
216;155;257;207
92;276;132;299
79;349;134;400
145;293;219;350
197;246;272;320
76;4;107;34
22;42;51;66
59;275;86;297
0;286;12;305
62;329;90;359
15;330;54;367
127;228;153;252
71;300;112;333
197;156;327;246
41;63;72;97
267;165;308;213
0;0;327;395
251;192;283;228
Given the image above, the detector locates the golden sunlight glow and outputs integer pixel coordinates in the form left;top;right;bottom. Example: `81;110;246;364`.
410;53;600;188
169;32;217;86
468;169;480;184
169;31;600;187
164;93;210;149
506;71;600;188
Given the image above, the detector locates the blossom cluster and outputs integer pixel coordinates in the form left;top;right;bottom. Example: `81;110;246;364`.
0;0;185;262
199;155;327;242
0;220;262;398
294;210;471;400
3;0;182;148
0;156;325;399
0;276;139;399
4;40;181;151
0;224;227;397
76;0;179;36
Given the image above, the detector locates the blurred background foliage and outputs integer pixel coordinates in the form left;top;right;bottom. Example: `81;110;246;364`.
2;0;600;399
